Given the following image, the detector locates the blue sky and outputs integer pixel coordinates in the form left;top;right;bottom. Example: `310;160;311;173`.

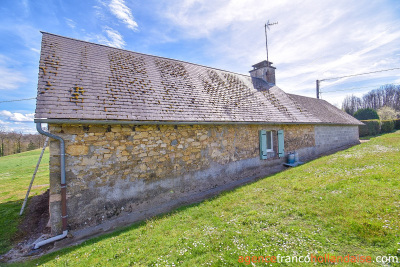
1;0;400;133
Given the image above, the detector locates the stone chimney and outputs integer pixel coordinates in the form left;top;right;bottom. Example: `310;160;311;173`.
249;60;276;86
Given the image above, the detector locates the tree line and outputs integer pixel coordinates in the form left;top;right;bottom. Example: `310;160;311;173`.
342;84;400;116
0;127;47;157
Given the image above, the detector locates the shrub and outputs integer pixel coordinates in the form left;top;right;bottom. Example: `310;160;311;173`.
27;141;36;151
354;108;379;120
394;119;400;130
377;106;399;120
359;120;380;137
380;120;394;133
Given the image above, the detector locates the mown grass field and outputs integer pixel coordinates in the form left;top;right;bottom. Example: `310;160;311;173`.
0;148;49;255
2;132;400;266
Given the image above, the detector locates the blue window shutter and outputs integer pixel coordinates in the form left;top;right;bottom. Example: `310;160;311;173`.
278;130;285;158
259;130;268;159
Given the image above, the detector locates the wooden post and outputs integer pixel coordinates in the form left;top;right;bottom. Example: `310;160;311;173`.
20;137;49;216
316;80;320;99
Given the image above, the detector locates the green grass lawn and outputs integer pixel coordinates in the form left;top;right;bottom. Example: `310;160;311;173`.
0;148;49;255
3;132;400;266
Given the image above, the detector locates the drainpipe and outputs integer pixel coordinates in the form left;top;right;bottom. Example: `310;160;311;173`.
34;122;68;249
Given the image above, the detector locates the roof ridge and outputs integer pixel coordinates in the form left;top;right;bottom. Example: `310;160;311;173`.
287;93;317;100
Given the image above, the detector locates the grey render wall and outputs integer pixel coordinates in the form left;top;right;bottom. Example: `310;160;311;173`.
315;125;360;154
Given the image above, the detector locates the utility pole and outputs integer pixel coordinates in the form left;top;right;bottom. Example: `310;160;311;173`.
316;80;320;99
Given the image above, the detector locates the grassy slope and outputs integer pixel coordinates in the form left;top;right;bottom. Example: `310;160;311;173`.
5;132;400;266
0;149;49;254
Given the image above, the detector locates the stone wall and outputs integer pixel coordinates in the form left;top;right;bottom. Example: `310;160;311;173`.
48;123;318;234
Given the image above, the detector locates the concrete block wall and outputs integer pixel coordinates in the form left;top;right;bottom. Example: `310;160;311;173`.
315;125;359;154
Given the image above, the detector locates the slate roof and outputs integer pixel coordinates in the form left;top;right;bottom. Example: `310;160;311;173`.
288;94;363;125
35;33;362;125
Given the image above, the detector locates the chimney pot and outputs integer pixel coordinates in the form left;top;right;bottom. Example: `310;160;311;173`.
249;60;276;86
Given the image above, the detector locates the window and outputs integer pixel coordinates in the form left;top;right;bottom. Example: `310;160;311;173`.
260;129;285;160
266;131;273;152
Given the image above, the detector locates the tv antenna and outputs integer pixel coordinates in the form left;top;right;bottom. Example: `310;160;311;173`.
265;20;278;63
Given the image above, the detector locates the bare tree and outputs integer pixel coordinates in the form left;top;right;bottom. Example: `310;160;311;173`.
342;84;400;115
0;126;5;157
12;132;22;154
342;95;362;115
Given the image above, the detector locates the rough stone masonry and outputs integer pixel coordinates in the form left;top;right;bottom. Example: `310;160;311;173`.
47;123;323;234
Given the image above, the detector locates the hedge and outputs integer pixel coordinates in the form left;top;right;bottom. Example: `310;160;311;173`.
381;120;395;133
359;120;381;137
394;119;400;130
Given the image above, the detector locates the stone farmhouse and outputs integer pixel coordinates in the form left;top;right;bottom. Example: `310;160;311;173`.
34;32;362;244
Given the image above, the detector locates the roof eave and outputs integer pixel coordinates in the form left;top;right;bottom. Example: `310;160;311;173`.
34;118;363;126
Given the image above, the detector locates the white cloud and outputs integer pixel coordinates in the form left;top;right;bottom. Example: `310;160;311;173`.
0;119;10;125
0;66;27;90
85;26;126;48
0;55;28;90
103;26;126;48
30;48;40;54
0;110;34;122
65;18;77;29
7;24;41;52
21;0;29;15
159;0;400;105
0;121;37;134
108;0;138;31
93;5;107;21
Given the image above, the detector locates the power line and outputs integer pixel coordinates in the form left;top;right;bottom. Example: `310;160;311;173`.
322;83;400;93
320;67;400;82
0;97;36;103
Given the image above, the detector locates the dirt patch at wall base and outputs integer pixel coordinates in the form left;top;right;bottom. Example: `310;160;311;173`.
0;190;51;263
